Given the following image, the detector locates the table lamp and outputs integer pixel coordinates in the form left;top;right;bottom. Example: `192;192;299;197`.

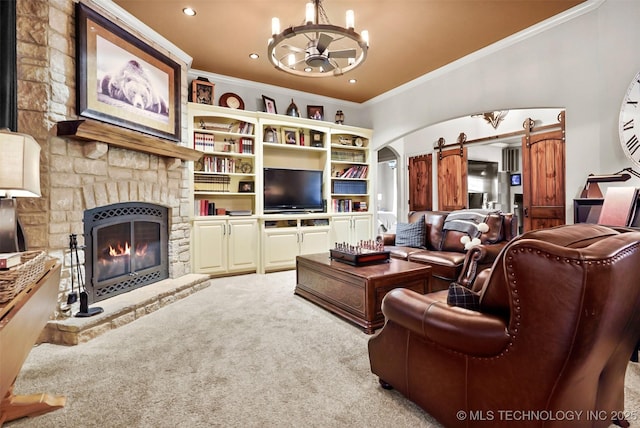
0;129;41;253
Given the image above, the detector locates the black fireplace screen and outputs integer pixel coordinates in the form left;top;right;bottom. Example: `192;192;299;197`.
84;202;168;303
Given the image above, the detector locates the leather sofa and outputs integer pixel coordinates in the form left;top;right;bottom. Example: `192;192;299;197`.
380;210;517;291
369;223;640;428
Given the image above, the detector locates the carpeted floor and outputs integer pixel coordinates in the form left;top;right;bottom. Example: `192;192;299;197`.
6;270;640;427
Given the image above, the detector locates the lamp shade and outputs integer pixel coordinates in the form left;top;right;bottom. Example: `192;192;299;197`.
0;130;41;198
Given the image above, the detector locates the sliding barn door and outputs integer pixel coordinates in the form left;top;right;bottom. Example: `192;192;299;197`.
408;154;432;211
521;129;565;231
437;147;468;211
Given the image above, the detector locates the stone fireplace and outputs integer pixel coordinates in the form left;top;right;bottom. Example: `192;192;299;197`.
83;202;169;303
47;142;192;317
11;0;203;320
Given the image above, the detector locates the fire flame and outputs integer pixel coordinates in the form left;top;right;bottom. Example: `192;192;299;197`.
107;242;148;257
109;242;131;257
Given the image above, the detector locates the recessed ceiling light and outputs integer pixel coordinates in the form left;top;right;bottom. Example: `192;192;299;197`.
249;53;259;59
182;7;196;16
304;67;312;73
349;79;357;84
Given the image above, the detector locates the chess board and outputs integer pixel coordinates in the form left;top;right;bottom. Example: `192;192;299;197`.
329;248;390;266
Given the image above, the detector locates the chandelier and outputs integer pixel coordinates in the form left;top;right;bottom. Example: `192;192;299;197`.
268;0;369;77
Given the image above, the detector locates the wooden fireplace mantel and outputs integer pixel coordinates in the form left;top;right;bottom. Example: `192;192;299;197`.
56;119;202;162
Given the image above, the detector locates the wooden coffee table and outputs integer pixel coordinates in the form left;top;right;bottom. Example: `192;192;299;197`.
295;253;432;334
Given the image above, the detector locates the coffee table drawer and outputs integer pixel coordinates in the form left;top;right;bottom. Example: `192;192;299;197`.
296;262;367;317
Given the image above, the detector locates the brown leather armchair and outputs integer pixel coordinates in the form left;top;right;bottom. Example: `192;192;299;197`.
368;223;640;427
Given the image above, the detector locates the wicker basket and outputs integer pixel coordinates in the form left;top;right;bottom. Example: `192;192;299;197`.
0;251;46;304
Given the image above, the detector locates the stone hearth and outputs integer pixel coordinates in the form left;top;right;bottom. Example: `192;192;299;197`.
41;273;211;345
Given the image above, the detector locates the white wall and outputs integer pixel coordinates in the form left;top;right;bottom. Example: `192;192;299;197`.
365;0;640;222
188;70;370;127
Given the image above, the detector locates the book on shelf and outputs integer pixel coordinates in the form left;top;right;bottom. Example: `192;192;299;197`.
194;175;231;192
339;165;368;179
193;132;215;152
237;122;254;135
332;199;353;213
202;156;236;173
195;200;216;216
0;252;23;269
240;138;254;154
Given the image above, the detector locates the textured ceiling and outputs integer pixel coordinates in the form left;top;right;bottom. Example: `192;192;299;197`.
113;0;586;103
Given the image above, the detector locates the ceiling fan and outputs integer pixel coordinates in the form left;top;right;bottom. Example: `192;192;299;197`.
281;34;357;72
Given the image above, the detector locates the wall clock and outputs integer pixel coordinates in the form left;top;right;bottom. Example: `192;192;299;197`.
219;93;244;110
619;70;640;167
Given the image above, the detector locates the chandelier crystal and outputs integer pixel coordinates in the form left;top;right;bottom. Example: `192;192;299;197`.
268;0;369;77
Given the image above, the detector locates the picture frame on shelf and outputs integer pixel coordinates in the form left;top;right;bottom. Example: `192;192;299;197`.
191;79;215;105
75;3;181;142
238;181;254;193
310;129;324;147
307;105;324;120
282;128;299;145
262;95;277;114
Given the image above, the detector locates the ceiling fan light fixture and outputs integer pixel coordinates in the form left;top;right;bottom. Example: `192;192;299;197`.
346;10;354;29
268;0;369;78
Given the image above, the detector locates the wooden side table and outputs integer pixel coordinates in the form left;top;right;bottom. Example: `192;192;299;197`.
0;261;65;425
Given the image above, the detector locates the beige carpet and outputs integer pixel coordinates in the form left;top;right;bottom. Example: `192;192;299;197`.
6;270;640;427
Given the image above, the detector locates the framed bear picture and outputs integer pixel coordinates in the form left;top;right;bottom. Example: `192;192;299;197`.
76;3;181;141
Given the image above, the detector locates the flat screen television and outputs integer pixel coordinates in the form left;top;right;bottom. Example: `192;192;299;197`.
263;168;324;213
510;173;522;186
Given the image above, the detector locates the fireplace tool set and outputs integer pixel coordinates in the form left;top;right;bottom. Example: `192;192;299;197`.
69;233;103;317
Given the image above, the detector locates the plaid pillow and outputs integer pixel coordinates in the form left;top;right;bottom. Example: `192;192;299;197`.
447;282;481;311
395;215;425;248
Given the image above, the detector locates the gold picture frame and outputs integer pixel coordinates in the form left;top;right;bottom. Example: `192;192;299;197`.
281;127;298;145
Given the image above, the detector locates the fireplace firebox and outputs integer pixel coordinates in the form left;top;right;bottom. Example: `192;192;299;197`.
84;202;169;303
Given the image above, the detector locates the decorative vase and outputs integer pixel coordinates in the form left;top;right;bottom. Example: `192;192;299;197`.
286;99;300;117
335;110;344;124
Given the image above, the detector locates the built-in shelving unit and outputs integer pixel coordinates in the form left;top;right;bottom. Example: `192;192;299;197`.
189;106;258;217
330;129;370;214
187;103;373;274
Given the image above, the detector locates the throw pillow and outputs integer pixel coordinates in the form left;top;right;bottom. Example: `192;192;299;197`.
447;282;481;311
395;215;426;248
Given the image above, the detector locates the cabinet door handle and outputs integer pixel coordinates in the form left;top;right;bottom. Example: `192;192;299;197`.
228;224;231;235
